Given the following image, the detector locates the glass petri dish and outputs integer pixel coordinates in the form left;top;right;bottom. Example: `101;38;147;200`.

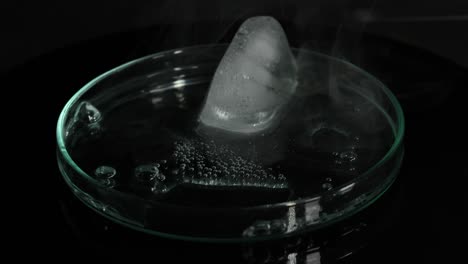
57;44;404;242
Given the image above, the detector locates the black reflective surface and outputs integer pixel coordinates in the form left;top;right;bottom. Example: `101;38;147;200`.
10;26;467;262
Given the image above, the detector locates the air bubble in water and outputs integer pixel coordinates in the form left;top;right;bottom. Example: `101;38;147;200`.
339;150;357;162
94;166;116;179
99;178;116;188
151;181;169;194
135;164;160;182
75;101;102;124
321;182;333;191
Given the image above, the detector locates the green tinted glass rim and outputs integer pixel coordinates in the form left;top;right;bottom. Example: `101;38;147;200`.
56;44;405;212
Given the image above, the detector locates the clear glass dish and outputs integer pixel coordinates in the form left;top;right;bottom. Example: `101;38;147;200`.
57;44;404;242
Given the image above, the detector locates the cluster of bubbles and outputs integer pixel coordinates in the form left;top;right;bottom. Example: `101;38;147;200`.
80;98;359;195
134;163;169;193
171;138;288;189
92;137;289;194
92;143;358;194
321;177;334;191
322;148;359;191
94;165;117;188
336;150;358;163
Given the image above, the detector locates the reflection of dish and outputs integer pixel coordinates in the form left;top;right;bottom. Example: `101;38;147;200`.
56;45;404;241
58;175;404;263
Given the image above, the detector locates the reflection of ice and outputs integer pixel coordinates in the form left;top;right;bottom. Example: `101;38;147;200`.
305;199;321;224
306;252;321;264
287;206;297;232
243;200;321;238
286;199;321;233
199;16;297;134
287;252;298;264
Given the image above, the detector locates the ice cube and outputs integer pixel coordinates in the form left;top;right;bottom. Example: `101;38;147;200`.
199;16;297;134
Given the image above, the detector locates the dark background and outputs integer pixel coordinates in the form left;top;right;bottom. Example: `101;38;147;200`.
3;0;468;71
4;1;467;263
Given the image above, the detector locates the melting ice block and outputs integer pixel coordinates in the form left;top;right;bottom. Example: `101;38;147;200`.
199;16;297;134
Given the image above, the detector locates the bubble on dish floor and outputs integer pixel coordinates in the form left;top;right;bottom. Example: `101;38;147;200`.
74;101;102;124
151;176;169;194
94;166;116;179
334;150;358;166
321;182;333;191
135;164;160;182
98;178;116;188
339;150;357;162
